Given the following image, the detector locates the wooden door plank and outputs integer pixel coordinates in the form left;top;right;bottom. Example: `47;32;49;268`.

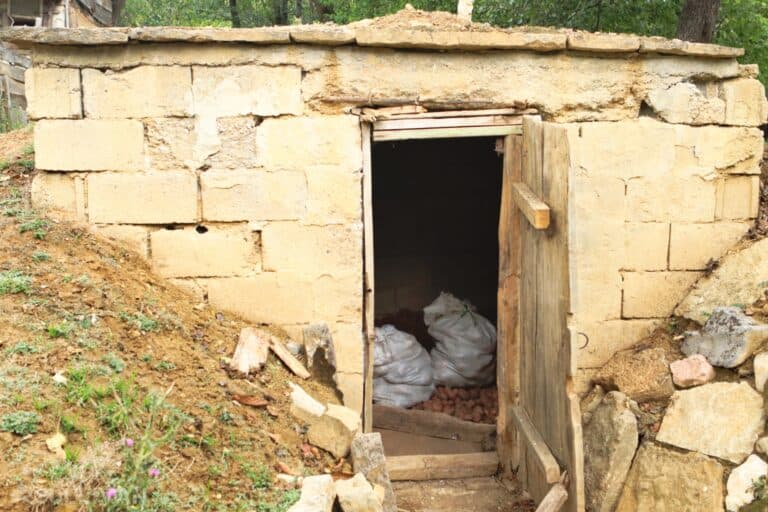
511;181;551;229
373;125;522;142
372;404;496;446
387;452;499;481
511;405;561;484
362;123;375;433
374;115;523;131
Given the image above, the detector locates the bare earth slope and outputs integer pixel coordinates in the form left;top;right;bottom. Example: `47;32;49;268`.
0;128;338;511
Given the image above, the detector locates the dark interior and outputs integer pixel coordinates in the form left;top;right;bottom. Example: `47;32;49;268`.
372;137;503;331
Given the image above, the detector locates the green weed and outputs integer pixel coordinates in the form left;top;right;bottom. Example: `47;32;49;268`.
38;461;75;480
241;463;271;490
0;411;41;435
19;218;48;239
31;251;50;262
60;415;83;434
257;490;301;512
120;312;160;332
154;361;176;372
0;270;32;295
47;322;74;339
4;341;38;355
103;353;126;373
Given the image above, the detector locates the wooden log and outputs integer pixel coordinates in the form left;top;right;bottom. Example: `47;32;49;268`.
387;452;499;481
268;336;310;379
535;483;568;512
372;404;496;446
511;181;550;229
511;405;561;484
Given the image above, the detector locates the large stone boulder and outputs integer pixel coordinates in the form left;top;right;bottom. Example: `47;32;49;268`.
583;391;639;512
676;238;768;324
726;454;768;511
335;473;384;512
656;381;765;463
307;403;362;458
593;347;674;402
288;474;336;512
615;442;724;511
681;307;768;368
350;433;397;512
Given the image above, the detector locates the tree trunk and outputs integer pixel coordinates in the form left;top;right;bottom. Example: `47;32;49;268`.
296;0;303;23
273;0;289;25
676;0;721;43
230;0;241;27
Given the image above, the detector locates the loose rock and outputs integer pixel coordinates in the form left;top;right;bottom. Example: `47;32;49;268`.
335;473;384;512
726;454;768;511
350;433;397;512
756;437;768;455
755;352;768;392
593;347;674;402
287;474;336;512
583;391;638;512
670;354;715;387
303;324;336;368
681;307;768;368
615;442;724;511
229;327;269;375
656;382;765;463
580;385;606;424
307;403;362;458
289;382;326;424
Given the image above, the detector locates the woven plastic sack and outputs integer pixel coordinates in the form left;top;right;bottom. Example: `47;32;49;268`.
372;324;434;408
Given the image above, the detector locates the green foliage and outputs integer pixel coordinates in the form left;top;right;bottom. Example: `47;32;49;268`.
154;360;176;372
0;270;32;295
120;311;160;332
31;251;51;262
4;341;39;355
103;353;127;373
47;322;74;339
19;218;48;239
0;94;26;134
754;474;767;500
241;462;272;490
0;410;41;435
38;461;76;480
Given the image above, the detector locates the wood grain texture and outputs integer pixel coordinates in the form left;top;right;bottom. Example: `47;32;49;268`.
387;452;499;481
362;122;375;432
268;336;310;379
511;181;550;229
373;404;496;447
373;125;522;141
374;114;523;131
511;405;560;484
536;483;569;512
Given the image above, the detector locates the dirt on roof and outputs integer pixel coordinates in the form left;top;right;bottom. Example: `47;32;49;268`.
353;6;494;32
0;129;340;511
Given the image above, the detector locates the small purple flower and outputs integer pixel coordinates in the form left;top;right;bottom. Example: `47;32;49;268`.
124;438;134;448
148;468;160;478
106;488;117;499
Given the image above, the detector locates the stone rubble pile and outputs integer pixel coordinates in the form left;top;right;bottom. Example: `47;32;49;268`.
584;240;768;512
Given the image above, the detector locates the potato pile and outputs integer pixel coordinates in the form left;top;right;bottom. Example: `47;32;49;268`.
411;385;498;424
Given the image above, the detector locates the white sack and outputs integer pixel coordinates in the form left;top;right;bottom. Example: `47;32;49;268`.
424;292;497;387
372;324;434;408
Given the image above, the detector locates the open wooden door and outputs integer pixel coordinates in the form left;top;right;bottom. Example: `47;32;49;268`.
503;117;584;511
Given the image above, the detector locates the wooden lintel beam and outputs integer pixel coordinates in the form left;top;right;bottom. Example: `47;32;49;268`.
511;405;561;484
511;182;550;230
386;452;499;481
373;125;522;142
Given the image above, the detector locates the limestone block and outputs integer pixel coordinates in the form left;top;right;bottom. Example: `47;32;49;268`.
128;26;290;44
25;68;81;120
305;166;363;225
567;32;639;52
313;272;363;324
718;176;760;220
677;238;768;323
583;392;638;512
594;347;674;402
256;116;362;171
289;382;326;424
669;222;751;270
720;78;768;126
640;36;743;58
87;171;198;224
646;82;725;125
287;474;335;512
90;224;149;258
35;119;144;171
307;403;362;458
82;66;193;118
168;278;206;301
657;382;765;463
261;222;363;277
670;355;715;388
574;319;658;368
681;307;768;368
335;372;364;414
151;225;257;278
30;171;78;220
351;433;397;512
193;65;302;117
335;473;384;512
575;368;599;397
622;271;702;318
727;455;768;511
623;223;669;271
687;125;764;174
756;352;768;392
626;176;717;222
201;169;306;222
329;323;364;375
290;25;356;45
207;274;315;325
615;443;724;512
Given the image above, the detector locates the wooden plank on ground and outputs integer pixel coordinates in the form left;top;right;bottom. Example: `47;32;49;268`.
361;123;375;432
374;115;523;131
511;405;561;484
387;452;499;481
373;125;522;142
511;181;551;229
372;404;496;446
268;336;310;379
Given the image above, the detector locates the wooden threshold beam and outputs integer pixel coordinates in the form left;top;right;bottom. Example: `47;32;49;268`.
511;182;550;229
373;125;522;142
373;404;496;447
387;452;499;481
511;405;561;484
